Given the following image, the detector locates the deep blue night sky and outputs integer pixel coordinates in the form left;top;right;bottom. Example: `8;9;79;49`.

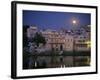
23;10;91;30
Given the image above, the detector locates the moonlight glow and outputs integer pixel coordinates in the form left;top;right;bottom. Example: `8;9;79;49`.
72;20;77;24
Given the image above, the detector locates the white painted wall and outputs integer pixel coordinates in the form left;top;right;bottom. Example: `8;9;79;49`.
0;0;99;80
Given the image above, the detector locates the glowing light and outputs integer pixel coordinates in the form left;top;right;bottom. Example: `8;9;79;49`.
72;20;77;25
73;20;76;24
85;41;91;48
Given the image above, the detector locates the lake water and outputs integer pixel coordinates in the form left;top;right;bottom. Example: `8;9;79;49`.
23;55;90;69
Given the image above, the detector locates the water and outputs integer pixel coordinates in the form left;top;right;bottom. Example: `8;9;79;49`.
23;55;90;69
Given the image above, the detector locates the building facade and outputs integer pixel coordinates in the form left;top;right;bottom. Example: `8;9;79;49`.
74;25;91;51
27;26;37;38
74;35;90;51
26;25;90;52
42;30;74;51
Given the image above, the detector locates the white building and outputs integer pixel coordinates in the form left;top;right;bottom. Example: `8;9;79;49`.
73;25;91;51
64;34;74;51
41;30;74;51
74;35;90;51
27;26;37;38
26;25;90;52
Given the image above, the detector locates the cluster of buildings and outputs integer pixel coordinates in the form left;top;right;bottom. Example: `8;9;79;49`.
23;25;91;68
26;25;91;52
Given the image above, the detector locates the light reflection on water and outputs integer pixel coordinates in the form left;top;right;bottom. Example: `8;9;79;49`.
23;55;90;69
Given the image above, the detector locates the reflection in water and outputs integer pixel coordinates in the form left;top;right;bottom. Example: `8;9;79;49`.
24;55;90;69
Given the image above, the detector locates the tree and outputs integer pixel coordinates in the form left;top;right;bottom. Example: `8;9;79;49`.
32;32;46;47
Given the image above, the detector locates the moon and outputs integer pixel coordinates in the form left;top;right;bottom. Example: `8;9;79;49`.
72;20;77;24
